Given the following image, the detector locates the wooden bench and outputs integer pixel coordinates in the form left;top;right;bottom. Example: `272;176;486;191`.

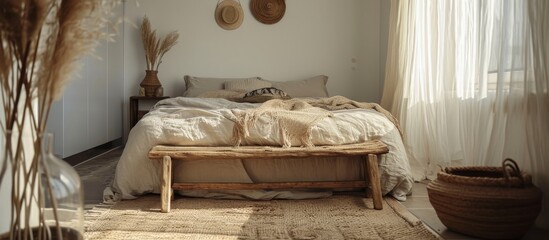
148;140;389;213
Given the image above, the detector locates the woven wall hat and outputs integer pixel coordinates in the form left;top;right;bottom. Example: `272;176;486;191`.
215;0;244;30
250;0;286;24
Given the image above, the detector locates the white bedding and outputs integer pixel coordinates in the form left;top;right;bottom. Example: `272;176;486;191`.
106;97;413;201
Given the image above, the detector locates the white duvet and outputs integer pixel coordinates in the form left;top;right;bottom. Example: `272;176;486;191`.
106;97;413;201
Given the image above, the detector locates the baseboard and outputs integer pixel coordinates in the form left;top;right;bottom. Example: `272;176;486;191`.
64;138;123;166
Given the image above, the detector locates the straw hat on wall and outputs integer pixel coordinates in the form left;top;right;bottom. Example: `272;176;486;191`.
215;0;244;30
250;0;286;25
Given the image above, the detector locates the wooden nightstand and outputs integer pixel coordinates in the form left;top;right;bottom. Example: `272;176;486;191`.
130;96;170;129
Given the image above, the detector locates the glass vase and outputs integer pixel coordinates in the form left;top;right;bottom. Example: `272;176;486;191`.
40;134;84;240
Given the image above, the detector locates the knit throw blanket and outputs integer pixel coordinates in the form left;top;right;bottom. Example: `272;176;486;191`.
306;96;403;136
232;98;333;148
232;96;402;148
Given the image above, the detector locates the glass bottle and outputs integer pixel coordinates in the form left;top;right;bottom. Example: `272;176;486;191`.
40;134;84;240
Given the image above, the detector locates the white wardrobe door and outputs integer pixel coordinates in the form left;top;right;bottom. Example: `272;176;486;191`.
63;57;89;157
108;9;124;141
46;5;124;158
88;36;109;147
46;96;64;157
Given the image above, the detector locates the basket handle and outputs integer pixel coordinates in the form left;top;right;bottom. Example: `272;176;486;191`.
502;158;524;186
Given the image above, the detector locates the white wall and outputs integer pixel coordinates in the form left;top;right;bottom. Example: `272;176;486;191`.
123;0;383;138
379;0;391;91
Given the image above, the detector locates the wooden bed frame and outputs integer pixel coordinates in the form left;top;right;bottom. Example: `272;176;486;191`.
148;140;389;213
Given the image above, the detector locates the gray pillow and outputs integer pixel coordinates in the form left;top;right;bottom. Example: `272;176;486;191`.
196;89;246;99
183;75;261;97
262;75;329;98
224;79;272;91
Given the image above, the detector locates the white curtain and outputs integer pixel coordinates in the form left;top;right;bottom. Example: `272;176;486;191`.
382;0;548;227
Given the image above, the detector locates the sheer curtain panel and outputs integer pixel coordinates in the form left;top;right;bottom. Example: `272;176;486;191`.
381;0;548;227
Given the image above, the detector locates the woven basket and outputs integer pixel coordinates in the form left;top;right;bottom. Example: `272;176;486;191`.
427;159;542;239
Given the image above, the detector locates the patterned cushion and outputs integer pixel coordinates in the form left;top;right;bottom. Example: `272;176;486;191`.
244;87;289;98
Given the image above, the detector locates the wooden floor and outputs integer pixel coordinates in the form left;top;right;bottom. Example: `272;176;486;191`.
75;148;549;239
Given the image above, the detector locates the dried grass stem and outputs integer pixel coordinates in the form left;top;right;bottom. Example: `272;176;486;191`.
141;16;179;71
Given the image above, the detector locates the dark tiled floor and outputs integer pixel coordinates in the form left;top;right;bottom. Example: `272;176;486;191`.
76;149;549;239
74;147;121;209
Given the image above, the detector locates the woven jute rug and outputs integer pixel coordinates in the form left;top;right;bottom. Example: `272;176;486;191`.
84;195;440;240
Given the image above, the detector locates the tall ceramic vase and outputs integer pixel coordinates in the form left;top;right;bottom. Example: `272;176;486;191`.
140;70;162;97
40;134;84;240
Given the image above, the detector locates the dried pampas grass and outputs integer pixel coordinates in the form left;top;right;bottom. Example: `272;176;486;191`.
141;16;179;71
0;0;120;239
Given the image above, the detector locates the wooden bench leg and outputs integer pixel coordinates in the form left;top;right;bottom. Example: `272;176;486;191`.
366;154;383;210
161;156;172;213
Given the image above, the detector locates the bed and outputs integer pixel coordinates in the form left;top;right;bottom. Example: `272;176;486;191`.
104;75;414;202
